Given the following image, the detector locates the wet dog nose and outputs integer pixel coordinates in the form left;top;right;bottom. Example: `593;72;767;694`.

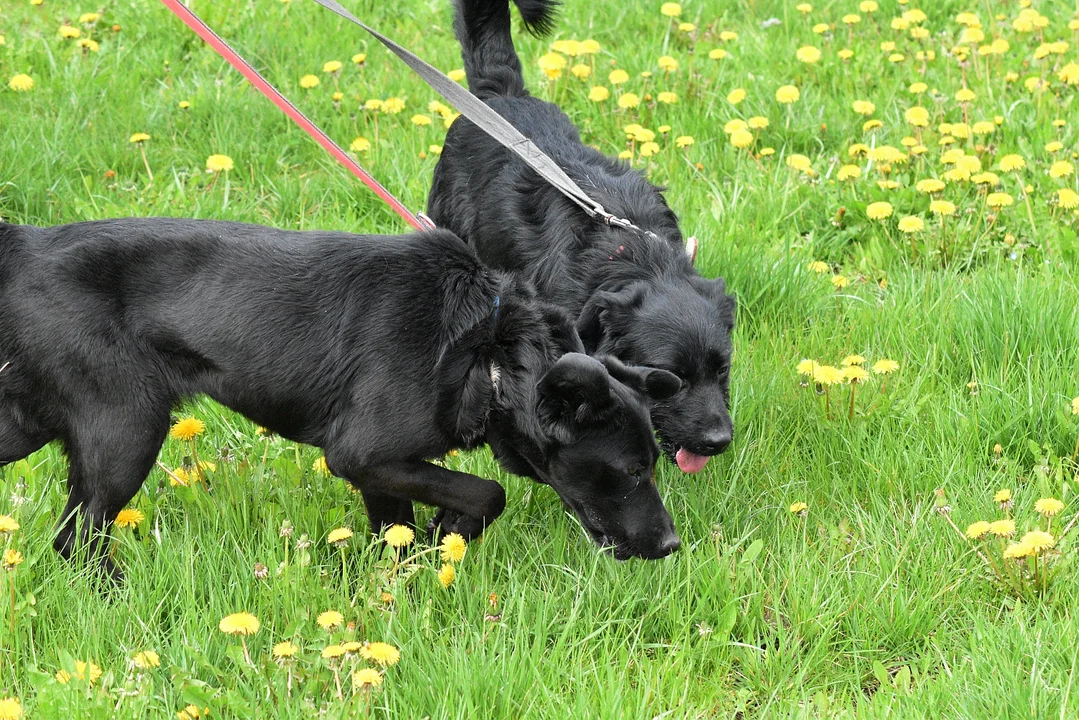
701;427;732;454
657;530;681;557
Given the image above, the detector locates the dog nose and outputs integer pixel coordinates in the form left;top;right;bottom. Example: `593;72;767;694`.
701;427;732;454
657;529;681;557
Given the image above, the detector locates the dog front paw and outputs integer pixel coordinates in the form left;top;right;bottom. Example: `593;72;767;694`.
427;508;487;542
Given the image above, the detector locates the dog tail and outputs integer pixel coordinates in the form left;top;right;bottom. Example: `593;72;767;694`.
454;0;558;99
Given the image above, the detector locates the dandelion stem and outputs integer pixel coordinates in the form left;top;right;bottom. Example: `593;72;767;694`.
139;144;154;183
848;382;857;421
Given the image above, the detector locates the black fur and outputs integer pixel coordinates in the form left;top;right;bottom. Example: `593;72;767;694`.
0;217;683;580
429;0;737;474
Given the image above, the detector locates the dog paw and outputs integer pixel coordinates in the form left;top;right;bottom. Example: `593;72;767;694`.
427;508;486;542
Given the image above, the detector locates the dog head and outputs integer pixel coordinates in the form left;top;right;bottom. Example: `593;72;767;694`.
576;276;736;475
489;352;682;559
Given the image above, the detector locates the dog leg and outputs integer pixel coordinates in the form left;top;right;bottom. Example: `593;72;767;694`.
53;409;169;583
357;490;415;534
325;454;506;542
0;407;52;466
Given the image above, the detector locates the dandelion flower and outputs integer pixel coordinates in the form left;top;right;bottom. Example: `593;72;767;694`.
352;52;367;65
842;366;869;383
321;644;346;660
965;521;991;539
350;136;372;153
8;74;33;92
1002;542;1032;560
447;69;466;82
708;49;728;60
955;88;976;102
775;85;800;104
170;417;205;440
866;202;893;220
930;200;956;216
993;488;1011;504
384;524;414;548
2;549;22;570
133;650;160;669
837;165;861;181
608;69;629;85
114;508;144;529
129;133;151;144
327;528;353;548
987;519;1015;538
1049;161;1074;178
998;154;1025;172
1073;397;1079;415
55;661;103;685
0;516;19;535
1034;498;1064;517
916;179;945;194
317;610;344;630
660;2;682;17
1059;63;1079;85
796;46;821;64
727;88;746;104
904;106;930;127
909;82;927;94
219;612;260;636
299;74;320;89
273;641;298;658
657;91;678;104
571;63;591;79
537;52;566;79
796;359;819;376
872;359;899;374
382;97;405;114
657;55;678;72
789;501;808;514
986;192;1013;208
59;25;82;39
796;3;812;12
812;365;844;385
785;154;812;173
675;135;694;149
841;354;865;366
361;642;400;666
353;668;383;689
729;129;753;149
747;116;769;130
852;100;875;116
205;155;234;173
438;563;456;588
897;216;924;233
0;697;22;720
1020;530;1054;554
440;532;467;563
617;93;641;109
1058;189;1079;210
588;86;610;102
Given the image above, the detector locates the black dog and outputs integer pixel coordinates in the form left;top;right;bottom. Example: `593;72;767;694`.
0;218;684;579
428;0;737;475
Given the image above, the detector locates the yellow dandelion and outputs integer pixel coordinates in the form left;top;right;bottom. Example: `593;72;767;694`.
657;91;678;104
775;85;800;104
350;136;372;152
796;359;818;377
353;668;383;689
273;641;298;658
1020;530;1054;554
812;364;844;385
675;135;694;149
2;549;23;570
1059;63;1079;85
206;155;234;173
360;641;400;666
965;521;991;539
114;508;144;529
930;200;956;216
571;63;591;79
841;354;866;366
842;14;861;25
872;359;899;374
1049;161;1074;179
447;69;466;82
657;55;679;72
729;129;753;149
987;519;1015;538
866;202;893;220
897;216;924;233
169;417;205;441
1073;396;1079;415
8;74;34;92
438;563;456;588
955;88;976;103
1058;189;1079;210
219;612;260;636
55;660;103;685
796;46;821;64
1034;498;1064;517
588;86;610;102
384;524;414;548
317;610;344;630
0;516;19;535
129;133;151;144
608;69;629;85
842;366;869;383
352;53;367;65
709;48;728;60
440;532;467;563
382;97;405;114
410;114;433;127
998;154;1025;172
904;106;930;127
59;25;82;39
986;192;1013;208
837;165;861;181
617;93;641;109
1003;542;1032;560
789;501;808;514
916;179;945;194
994;489;1012;504
727;88;746;104
786;154;812;173
660;2;682;17
830;276;848;290
327;527;352;546
0;697;22;720
852;100;875;116
133;650;160;669
321;644;346;660
299;74;320;89
322;60;342;74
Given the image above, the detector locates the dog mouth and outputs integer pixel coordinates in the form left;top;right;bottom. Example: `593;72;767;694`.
660;441;716;474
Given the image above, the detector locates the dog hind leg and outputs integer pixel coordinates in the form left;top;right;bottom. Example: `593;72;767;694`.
53;408;169;583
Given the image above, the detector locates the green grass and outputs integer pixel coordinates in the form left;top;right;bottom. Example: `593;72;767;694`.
3;0;1079;717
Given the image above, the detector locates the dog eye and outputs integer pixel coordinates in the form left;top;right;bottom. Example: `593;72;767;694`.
627;466;643;480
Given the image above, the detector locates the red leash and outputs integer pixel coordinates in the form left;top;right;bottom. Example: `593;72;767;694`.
160;0;433;231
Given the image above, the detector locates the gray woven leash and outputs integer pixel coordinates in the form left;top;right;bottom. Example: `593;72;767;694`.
309;0;651;234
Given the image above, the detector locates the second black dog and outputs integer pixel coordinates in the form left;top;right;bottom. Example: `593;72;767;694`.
0;218;683;580
429;0;737;475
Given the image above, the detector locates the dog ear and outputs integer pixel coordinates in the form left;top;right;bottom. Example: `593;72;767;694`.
597;355;681;401
690;276;737;332
537;353;617;431
454;361;495;443
576;283;648;353
538;303;587;355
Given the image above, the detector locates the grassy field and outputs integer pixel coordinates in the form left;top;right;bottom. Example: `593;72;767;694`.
3;0;1079;716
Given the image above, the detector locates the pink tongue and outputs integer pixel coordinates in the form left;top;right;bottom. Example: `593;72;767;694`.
676;448;710;474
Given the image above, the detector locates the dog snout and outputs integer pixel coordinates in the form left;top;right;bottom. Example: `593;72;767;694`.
700;426;732;454
657;528;681;557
